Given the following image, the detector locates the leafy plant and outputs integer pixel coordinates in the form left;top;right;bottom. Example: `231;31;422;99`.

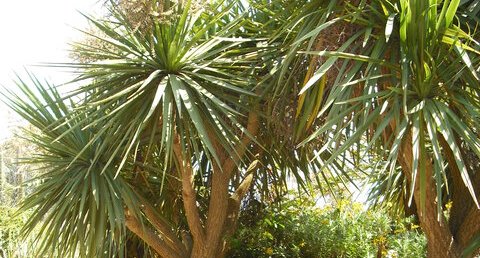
387;216;427;258
292;0;480;255
0;206;37;258
228;197;426;258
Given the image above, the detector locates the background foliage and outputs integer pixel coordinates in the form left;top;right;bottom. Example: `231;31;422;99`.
0;132;38;258
228;196;426;258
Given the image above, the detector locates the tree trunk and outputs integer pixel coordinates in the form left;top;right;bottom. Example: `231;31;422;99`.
188;165;257;258
191;112;259;258
123;111;261;258
398;131;461;258
170;112;259;258
440;135;480;254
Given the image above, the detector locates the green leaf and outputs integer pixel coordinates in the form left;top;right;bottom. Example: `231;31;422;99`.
385;13;396;42
432;102;479;208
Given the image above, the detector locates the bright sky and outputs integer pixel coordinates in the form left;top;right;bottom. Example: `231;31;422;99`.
0;0;101;140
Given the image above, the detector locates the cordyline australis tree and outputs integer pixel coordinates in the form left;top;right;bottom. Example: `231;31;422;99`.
293;0;480;257
3;1;349;258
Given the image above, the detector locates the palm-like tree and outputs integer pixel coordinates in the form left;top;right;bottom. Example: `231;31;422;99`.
5;1;330;257
294;0;480;256
6;1;265;257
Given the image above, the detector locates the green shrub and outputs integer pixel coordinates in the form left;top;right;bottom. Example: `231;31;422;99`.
386;217;427;258
227;197;426;258
0;206;36;258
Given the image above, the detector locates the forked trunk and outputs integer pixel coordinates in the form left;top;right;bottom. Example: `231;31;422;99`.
441;135;480;256
189;162;259;258
398;131;461;258
181;112;260;258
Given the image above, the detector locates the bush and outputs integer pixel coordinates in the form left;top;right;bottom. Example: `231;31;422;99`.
227;197;426;258
0;206;36;258
386;217;427;258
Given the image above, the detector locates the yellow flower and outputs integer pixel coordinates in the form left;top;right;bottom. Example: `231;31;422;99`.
264;247;274;255
338;199;349;210
373;235;386;245
352;202;363;212
445;201;453;211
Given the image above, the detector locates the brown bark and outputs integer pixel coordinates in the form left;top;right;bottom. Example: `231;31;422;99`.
139;197;188;257
200;111;260;258
126;110;259;258
457;207;480;252
455;160;480;253
199;162;231;258
439;135;480;252
173;140;206;257
403;183;419;219
219;160;260;257
178;111;257;258
397;131;461;258
125;211;183;258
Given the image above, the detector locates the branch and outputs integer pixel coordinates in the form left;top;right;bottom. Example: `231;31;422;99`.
231;159;260;202
398;130;460;256
222;111;260;175
219;159;261;257
228;160;260;225
203;111;260;257
125;211;182;258
439;134;480;250
173;138;206;247
138;197;187;257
